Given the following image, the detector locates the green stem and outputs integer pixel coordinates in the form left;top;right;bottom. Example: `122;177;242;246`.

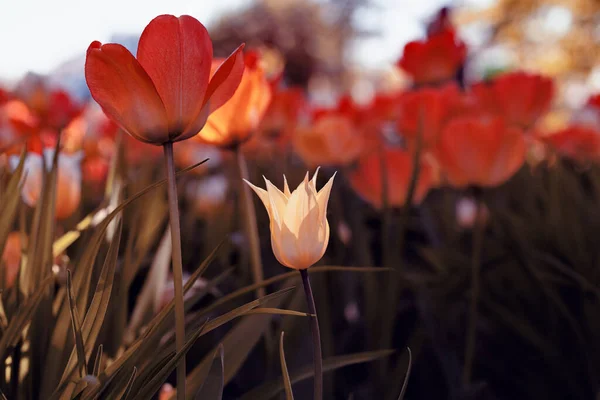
463;194;485;385
235;146;265;299
163;142;186;400
300;269;322;400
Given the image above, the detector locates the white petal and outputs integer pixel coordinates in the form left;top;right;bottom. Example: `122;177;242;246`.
243;179;270;212
283;175;292;197
316;172;336;222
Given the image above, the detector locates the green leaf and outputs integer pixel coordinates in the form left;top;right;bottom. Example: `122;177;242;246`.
129;320;210;400
58;221;122;389
279;332;294;400
241;349;395;400
0;275;53;359
67;270;88;378
194;345;225;400
397;348;412;400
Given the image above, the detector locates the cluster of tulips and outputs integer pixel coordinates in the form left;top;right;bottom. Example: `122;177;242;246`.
1;7;600;400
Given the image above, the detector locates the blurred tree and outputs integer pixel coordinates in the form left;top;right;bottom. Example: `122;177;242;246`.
209;0;373;89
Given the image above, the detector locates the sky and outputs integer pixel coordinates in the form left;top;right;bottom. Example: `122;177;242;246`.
0;0;476;83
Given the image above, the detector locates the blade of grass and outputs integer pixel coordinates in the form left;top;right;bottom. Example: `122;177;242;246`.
194;345;224;400
280;332;294;400
67;270;88;378
241;349;395;400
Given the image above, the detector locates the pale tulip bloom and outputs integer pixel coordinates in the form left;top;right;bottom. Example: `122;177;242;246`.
245;169;335;270
9;149;83;219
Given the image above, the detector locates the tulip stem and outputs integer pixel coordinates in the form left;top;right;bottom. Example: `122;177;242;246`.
463;194;485;385
163;142;186;400
235;146;265;299
300;269;323;400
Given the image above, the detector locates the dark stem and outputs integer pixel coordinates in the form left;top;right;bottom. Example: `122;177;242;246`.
300;269;323;400
463;194;485;385
235;146;265;299
163;142;186;400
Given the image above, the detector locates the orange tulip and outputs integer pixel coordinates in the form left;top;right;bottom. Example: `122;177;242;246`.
2;232;22;288
472;72;553;130
397;30;466;86
197;51;272;147
436;116;526;187
543;125;600;164
85;14;245;146
348;148;436;209
294;114;364;167
9;150;82;219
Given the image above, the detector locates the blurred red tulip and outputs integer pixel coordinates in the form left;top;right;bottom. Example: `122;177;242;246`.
543;125;600;164
397;30;466;86
472;72;553;130
348;148;436;209
294;114;364;167
10;150;82;219
588;94;600;110
85;15;245;145
436;116;526;187
197;51;272;147
397;83;478;150
258;87;305;144
2;232;22;288
0;87;9;105
0;100;39;150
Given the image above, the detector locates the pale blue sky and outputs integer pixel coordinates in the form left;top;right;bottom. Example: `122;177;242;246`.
0;0;491;81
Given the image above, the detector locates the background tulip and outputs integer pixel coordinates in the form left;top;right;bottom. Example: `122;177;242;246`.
197;51;272;148
436;115;526;187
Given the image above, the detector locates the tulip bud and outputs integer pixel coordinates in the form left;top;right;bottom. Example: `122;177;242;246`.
244;169;335;270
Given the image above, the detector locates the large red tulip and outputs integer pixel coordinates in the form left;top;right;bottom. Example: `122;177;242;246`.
472;72;553;131
436;116;526;187
85;15;245;145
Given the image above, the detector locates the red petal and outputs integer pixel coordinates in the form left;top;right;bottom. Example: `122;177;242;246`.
204;44;245;114
85;42;169;144
137;15;212;137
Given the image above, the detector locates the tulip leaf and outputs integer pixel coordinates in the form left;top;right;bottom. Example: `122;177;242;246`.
240;349;395;399
129;320;210;400
66;270;88;378
0;151;25;267
0;275;53;359
397;348;412;400
279;332;294;400
194;345;225;400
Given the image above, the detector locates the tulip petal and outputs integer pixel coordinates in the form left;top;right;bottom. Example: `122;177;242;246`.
85;42;168;143
311;167;320;190
243;179;270;211
316;172;336;222
204;44;246;114
283;175;292;197
264;177;288;218
137;15;212;137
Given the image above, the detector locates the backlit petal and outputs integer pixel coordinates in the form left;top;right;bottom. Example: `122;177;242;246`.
204;44;246;114
85;41;168;143
137;15;212;138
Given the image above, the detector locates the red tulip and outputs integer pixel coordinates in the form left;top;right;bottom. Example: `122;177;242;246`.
543;125;600;164
397;30;466;86
436;116;526;187
348;148;437;209
85;14;245;145
472;72;553;130
397;83;478;150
